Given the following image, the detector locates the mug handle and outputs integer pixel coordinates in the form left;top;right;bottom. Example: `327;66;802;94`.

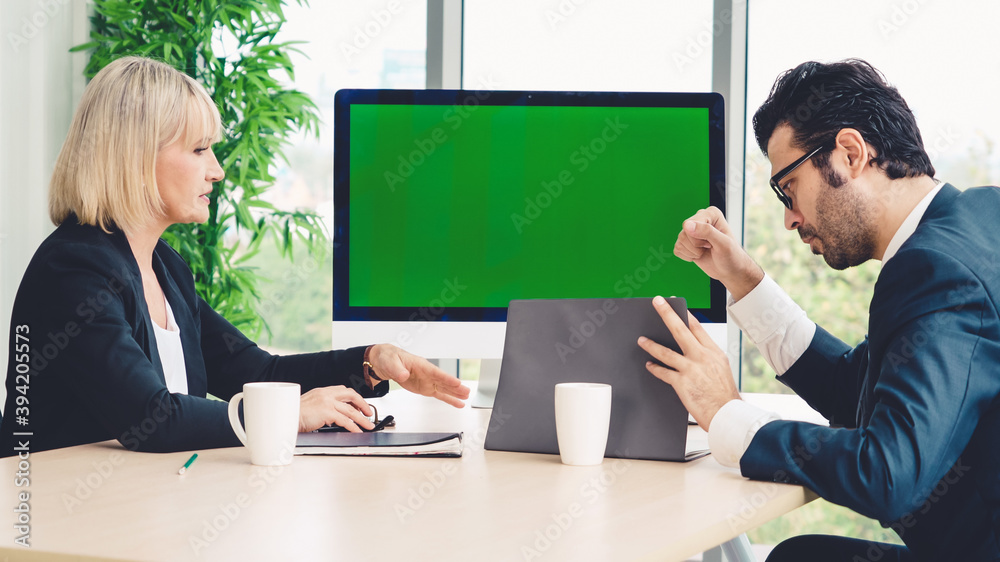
227;392;249;447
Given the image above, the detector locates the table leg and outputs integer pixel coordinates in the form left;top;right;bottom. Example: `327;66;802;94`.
702;546;723;561
720;533;756;561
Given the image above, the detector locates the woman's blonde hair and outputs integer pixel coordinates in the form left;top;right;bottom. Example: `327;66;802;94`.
49;56;222;234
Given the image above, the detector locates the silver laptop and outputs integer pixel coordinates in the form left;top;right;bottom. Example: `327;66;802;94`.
484;297;708;462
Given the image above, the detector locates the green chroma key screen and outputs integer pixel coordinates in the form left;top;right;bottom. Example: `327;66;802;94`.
334;90;726;322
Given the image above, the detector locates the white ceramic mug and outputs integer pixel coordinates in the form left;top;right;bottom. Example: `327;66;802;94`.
554;382;612;466
227;382;301;466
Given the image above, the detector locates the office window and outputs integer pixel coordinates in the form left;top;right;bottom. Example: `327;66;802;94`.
741;0;1000;392
463;0;714;92
741;0;1000;550
249;1;427;352
459;0;716;379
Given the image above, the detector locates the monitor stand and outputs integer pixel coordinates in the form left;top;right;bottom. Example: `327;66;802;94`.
471;359;501;409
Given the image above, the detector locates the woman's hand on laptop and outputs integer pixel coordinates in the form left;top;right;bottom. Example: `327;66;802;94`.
368;344;471;408
638;295;741;431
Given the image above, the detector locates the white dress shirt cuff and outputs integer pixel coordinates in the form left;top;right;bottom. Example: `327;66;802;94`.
708;399;781;469
727;274;816;375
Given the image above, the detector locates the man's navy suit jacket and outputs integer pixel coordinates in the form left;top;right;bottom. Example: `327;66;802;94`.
0;219;386;455
742;184;1000;559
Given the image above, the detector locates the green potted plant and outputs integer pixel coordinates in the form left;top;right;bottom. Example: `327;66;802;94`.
72;0;325;338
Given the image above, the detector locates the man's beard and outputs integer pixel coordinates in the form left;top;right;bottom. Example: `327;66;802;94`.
798;169;878;271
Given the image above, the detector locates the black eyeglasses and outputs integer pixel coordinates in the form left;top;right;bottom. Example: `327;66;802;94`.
768;144;829;209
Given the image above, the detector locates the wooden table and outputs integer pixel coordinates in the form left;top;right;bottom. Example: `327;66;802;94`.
0;389;818;561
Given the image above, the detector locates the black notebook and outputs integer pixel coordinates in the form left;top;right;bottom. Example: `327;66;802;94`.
295;432;463;457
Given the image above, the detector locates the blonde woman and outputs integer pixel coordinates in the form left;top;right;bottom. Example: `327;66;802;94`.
1;57;468;455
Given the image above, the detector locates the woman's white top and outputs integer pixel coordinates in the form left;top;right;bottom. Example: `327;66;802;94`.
152;297;189;395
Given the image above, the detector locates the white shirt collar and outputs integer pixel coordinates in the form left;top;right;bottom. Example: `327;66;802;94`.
881;181;945;265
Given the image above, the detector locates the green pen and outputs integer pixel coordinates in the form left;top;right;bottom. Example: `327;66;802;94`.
178;453;198;475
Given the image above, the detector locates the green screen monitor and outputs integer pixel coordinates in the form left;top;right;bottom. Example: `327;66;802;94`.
333;89;726;358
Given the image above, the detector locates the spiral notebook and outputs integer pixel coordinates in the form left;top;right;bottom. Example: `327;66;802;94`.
295;431;463;457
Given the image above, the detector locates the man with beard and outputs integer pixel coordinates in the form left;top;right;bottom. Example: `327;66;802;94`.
638;59;1000;560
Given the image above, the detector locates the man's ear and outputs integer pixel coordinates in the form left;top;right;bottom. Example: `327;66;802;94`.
834;128;870;179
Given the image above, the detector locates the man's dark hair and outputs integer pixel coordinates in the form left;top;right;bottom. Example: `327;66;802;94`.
752;59;935;179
